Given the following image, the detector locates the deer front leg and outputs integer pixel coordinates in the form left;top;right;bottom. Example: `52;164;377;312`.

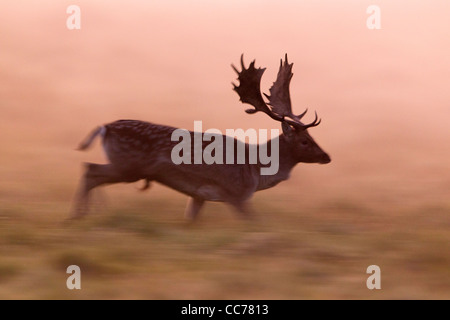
184;197;205;221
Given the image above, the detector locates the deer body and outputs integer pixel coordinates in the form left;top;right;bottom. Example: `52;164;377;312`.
73;55;330;220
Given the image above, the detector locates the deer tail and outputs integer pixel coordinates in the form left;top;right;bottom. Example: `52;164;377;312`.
77;126;106;151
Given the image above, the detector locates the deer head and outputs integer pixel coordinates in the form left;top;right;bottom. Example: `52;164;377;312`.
232;54;331;165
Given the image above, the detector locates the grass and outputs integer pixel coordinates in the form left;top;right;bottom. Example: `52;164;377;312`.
0;186;448;299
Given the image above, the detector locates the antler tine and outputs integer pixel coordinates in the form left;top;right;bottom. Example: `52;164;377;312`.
299;111;321;128
231;54;245;75
309;111;320;126
283;110;322;130
231;64;239;75
293;108;308;121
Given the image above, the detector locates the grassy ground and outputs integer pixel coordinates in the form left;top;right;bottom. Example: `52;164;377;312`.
0;183;448;299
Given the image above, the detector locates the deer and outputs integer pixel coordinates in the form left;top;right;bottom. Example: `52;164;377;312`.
71;54;331;221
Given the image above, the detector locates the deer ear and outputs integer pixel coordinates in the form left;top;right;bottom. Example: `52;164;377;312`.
281;122;295;139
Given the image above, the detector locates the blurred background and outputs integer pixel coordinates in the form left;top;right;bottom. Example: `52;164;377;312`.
0;0;449;299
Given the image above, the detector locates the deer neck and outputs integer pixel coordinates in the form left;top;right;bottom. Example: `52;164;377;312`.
256;135;297;191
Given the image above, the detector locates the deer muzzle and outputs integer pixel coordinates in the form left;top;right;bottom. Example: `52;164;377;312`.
319;152;331;164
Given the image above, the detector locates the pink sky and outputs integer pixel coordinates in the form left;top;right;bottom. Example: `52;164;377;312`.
1;0;449;200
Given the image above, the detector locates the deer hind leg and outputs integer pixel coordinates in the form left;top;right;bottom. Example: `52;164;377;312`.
230;201;255;220
71;163;140;219
184;197;205;221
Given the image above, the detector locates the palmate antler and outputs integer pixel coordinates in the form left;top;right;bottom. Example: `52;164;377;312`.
232;54;321;130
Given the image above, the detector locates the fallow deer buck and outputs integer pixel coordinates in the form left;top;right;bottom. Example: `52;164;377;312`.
72;55;330;220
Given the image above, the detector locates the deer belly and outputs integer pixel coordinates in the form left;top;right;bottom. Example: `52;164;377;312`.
154;175;226;201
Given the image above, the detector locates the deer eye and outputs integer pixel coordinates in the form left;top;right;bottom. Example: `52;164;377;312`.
301;140;308;146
